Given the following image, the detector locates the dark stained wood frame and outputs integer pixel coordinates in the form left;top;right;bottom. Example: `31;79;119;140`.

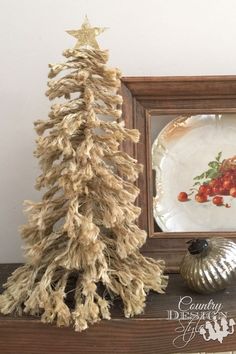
121;76;236;272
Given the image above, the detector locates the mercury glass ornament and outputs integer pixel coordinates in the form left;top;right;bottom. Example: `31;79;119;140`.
180;238;236;294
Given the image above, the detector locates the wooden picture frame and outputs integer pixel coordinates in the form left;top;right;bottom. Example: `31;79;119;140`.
121;76;236;272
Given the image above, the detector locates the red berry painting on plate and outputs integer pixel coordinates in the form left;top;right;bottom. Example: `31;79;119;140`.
152;114;236;232
177;152;236;208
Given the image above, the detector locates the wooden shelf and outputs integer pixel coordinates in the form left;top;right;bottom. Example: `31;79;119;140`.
0;264;236;354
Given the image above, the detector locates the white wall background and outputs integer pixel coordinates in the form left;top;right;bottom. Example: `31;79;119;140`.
0;0;236;262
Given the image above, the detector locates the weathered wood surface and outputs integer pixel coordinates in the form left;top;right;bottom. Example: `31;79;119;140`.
0;264;236;354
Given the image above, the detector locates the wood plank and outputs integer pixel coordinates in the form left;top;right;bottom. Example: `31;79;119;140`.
120;82;134;157
0;264;236;353
122;76;236;99
141;98;236;110
1;317;236;354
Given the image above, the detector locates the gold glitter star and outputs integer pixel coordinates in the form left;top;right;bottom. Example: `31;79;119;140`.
66;16;107;50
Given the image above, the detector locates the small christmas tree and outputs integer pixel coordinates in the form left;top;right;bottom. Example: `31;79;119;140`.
0;17;168;331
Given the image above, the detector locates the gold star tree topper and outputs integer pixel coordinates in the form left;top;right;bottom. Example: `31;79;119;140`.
67;16;107;50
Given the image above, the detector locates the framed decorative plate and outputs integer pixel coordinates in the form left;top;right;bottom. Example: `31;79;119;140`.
121;76;236;271
152;114;236;232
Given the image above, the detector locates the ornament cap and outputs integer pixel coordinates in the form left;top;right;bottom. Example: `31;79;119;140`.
187;238;209;255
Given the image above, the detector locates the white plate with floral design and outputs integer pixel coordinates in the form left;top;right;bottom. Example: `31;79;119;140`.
152;114;236;231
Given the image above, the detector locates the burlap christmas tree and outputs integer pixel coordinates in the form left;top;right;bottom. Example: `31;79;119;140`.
0;18;168;331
